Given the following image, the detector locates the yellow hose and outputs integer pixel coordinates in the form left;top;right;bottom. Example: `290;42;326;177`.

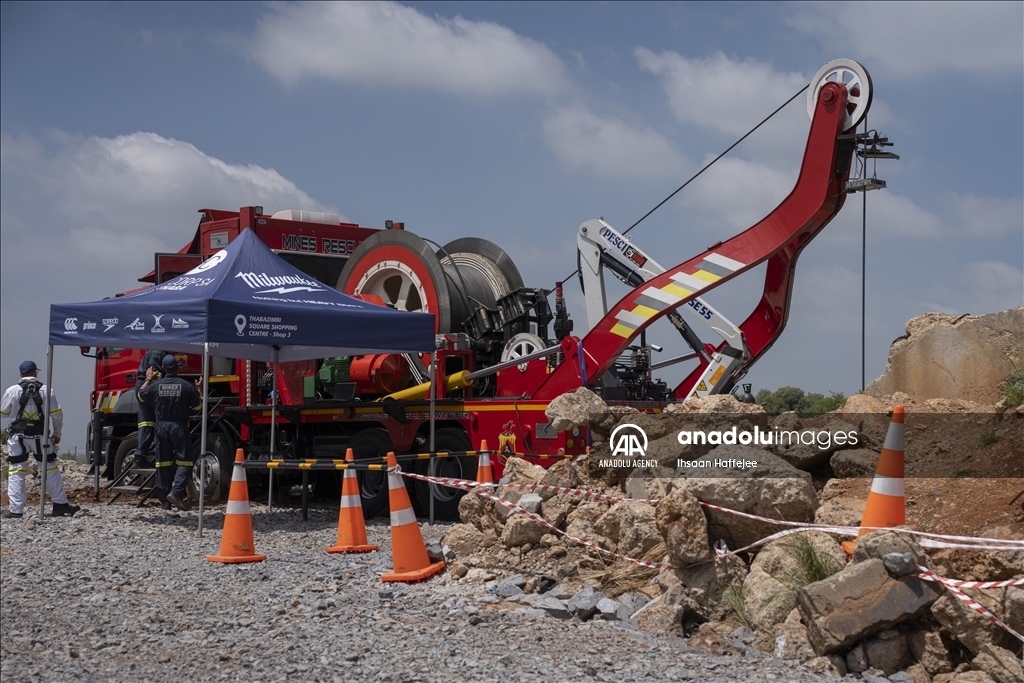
375;370;473;402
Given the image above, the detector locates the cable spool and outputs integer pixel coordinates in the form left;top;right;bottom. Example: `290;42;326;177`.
436;237;524;337
337;230;524;338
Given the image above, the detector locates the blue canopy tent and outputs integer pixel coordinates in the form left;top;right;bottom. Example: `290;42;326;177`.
46;228;435;531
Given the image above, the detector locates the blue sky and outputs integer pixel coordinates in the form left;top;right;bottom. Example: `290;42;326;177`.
2;1;1022;451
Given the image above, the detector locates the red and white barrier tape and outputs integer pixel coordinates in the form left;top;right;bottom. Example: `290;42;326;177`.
916;566;1024;643
402;469;1024;640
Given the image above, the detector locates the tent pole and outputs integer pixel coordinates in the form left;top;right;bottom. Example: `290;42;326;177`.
199;343;209;537
428;348;436;525
268;346;279;513
92;405;101;502
39;345;54;520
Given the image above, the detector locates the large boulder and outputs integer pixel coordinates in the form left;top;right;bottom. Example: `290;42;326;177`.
743;566;791;631
1002;585;1024;638
743;531;846;630
663;394;770;423
797;558;942;655
654;488;711;568
770;417;861;471
754;531;847;578
971;644;1024;683
931;593;1019;655
907;628;953;675
545;387;611;432
591;405;640;442
865;308;1024;404
674;554;748;621
493;458;548;520
535;459;580;501
814;478;868;526
831;448;882;479
500;515;547;548
629;584;706;637
851;530;934;570
861;628;912;676
624;466;674;501
442;524;484;557
564;501;613;550
773;608;816;662
673;445;819;549
616;502;662;558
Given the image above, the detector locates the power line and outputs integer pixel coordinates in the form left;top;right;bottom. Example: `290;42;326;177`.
560;82;809;285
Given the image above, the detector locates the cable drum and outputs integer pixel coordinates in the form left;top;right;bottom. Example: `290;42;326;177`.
437;237;525;337
337;230;524;339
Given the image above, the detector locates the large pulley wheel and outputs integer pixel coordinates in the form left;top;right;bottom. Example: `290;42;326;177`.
501;332;547;372
337;230;451;332
807;59;872;132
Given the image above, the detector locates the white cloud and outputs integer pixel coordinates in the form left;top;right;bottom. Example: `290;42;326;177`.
1;131;333;238
636;49;808;139
947;195;1024;239
918;260;1023;315
787;2;1023;79
244;1;567;97
542;105;691;180
0;129;336;453
676;156;796;232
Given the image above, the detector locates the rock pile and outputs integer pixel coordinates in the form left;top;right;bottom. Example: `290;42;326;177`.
441;390;1023;682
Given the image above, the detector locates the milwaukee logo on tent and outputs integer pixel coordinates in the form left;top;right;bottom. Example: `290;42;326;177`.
234;272;325;294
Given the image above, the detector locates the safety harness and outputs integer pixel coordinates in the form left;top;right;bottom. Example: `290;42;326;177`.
8;379;54;464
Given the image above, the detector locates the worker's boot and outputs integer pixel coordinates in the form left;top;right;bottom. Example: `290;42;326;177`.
51;502;81;517
166;493;191;512
1;509;23;519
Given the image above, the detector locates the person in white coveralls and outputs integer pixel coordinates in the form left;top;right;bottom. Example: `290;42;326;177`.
1;360;80;518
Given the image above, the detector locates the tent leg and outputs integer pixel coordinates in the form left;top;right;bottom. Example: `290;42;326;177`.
428;349;436;526
199;343;209;537
301;470;309;522
269;346;279;513
92;408;102;502
39;346;55;521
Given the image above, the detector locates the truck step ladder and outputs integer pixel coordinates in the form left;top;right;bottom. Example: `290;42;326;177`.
107;467;158;507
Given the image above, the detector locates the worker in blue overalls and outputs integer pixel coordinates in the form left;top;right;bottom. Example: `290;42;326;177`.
138;355;202;511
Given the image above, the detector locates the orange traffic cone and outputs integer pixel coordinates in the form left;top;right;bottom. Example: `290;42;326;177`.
476;439;494;484
842;405;906;555
327;448;378;554
381;452;445;583
208;449;267;564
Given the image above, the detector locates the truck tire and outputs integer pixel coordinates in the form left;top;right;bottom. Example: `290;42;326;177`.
415;428;474;521
112;433;140;479
349;428;393;518
187;431;235;505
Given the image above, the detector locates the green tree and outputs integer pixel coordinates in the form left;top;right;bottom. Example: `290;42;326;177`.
756;387;846;416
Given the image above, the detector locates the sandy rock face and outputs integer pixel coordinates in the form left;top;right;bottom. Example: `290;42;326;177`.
865;308;1023;403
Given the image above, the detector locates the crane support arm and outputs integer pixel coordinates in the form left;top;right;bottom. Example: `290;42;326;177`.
534;81;855;401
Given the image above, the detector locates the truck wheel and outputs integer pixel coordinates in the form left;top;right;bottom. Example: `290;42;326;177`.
187;432;235;505
112;433;140;479
349;429;393;518
415;428;474;521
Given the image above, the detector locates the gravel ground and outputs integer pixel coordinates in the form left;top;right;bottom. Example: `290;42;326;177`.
1;469;839;683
